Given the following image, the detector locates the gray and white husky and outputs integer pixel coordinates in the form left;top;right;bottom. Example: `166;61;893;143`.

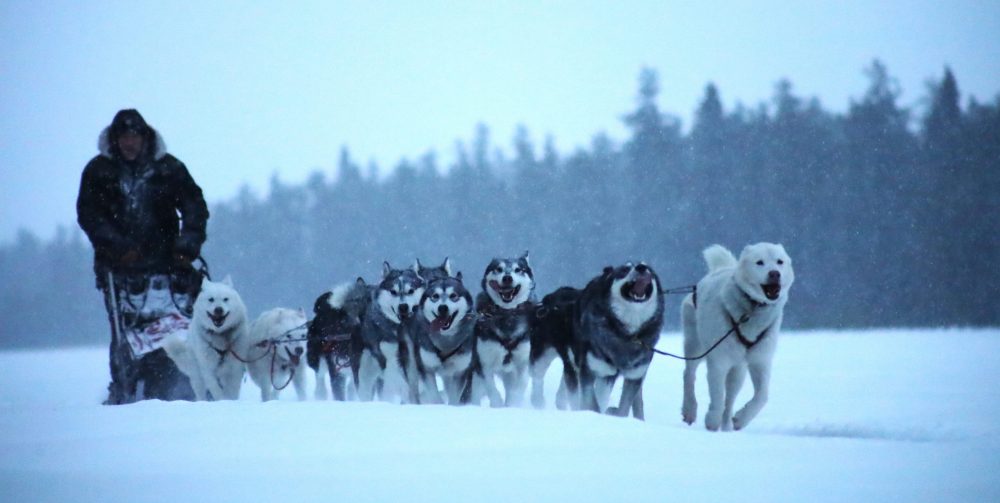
352;262;425;403
410;275;477;405
247;307;308;402
308;278;370;400
574;262;664;419
681;243;794;431
472;253;536;407
162;276;249;401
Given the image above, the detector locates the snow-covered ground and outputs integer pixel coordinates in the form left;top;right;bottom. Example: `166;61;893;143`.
1;328;998;502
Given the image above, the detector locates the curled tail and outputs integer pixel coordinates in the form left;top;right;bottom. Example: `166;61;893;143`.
702;244;737;272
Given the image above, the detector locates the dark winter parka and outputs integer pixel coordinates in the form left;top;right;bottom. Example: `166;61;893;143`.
76;110;208;283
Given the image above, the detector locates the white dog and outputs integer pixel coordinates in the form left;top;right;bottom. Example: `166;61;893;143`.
163;275;249;401
681;243;794;431
247;308;309;401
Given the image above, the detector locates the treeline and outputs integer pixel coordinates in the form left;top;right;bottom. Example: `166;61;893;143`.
1;61;997;348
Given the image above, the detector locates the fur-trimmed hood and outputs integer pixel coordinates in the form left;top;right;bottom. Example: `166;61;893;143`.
97;109;168;162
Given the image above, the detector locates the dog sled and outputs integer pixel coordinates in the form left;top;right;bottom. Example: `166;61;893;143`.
103;259;209;404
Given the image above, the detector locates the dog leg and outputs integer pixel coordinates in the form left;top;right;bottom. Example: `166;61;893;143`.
680;298;700;425
594;375;616;413
422;371;444;404
293;364;308;401
482;371;504;407
331;367;349;401
631;386;645;420
609;378;643;419
733;361;771;431
260;380;274;401
355;351;381;402
314;358;330;400
722;365;747;431
502;367;528;408
559;362;580;410
704;361;727;431
529;349;557;409
578;364;599;413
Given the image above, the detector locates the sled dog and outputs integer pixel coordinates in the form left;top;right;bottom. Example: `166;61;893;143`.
247;307;309;401
574;262;664;419
472;252;536;407
411;275;477;404
308;278;370;400
681;243;794;431
529;286;581;409
162;276;249;401
353;262;425;403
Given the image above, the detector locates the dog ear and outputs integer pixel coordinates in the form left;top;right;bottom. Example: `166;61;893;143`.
411;261;420;274
201;276;211;289
455;271;463;282
442;257;451;275
602;266;613;277
521;250;530;266
383;261;392;277
222;274;234;287
356;276;366;286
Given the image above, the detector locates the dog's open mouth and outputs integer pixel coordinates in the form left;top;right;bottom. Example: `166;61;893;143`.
489;280;521;304
208;311;228;328
431;310;459;332
284;347;301;367
621;275;653;302
761;282;782;301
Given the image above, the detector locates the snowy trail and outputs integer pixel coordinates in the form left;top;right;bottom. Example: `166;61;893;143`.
1;329;998;502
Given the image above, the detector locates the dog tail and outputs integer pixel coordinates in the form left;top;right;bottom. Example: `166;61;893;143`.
703;244;737;272
161;333;196;378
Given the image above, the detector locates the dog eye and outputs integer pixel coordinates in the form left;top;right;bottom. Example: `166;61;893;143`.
514;267;522;274
756;260;764;266
449;293;459;301
208;297;215;302
407;289;414;295
390;289;398;296
777;259;784;265
431;293;440;301
223;297;229;302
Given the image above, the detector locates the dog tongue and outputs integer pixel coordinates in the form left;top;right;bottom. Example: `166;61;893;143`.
431;316;449;332
631;275;651;296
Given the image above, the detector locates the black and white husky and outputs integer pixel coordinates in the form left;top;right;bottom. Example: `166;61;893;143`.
472;253;536;407
529;286;582;409
307;277;370;400
352;262;425;403
574;262;664;419
410;275;477;405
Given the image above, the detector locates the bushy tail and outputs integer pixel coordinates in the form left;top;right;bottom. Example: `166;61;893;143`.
703;244;737;272
161;333;197;379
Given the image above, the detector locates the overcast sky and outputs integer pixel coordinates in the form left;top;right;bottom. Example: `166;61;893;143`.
2;0;998;245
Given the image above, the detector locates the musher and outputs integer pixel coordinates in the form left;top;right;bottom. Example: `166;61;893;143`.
76;109;209;404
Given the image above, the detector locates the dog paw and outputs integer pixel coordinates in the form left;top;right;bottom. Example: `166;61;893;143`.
681;407;697;425
705;415;722;431
732;415;745;431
